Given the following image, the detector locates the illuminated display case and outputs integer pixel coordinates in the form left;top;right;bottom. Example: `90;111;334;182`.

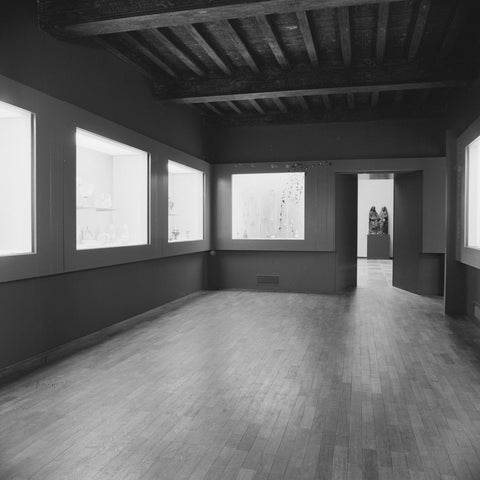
0;100;34;257
168;160;204;243
232;172;305;240
466;135;480;248
76;129;149;250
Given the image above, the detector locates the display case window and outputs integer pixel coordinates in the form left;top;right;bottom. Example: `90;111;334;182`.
466;135;480;248
168;160;204;243
232;172;305;240
76;129;149;250
0;100;34;257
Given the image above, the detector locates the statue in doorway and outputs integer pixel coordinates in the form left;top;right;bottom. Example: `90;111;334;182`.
368;206;380;234
379;206;389;234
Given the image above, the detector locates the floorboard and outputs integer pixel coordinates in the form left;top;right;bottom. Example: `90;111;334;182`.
1;260;480;479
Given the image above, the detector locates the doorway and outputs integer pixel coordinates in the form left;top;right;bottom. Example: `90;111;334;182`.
357;173;394;288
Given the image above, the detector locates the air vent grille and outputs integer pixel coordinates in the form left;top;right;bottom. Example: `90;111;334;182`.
256;274;280;285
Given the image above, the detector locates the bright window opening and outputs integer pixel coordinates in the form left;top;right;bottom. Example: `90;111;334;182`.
0;100;34;257
76;129;149;250
466;136;480;248
168;160;204;242
232;172;305;240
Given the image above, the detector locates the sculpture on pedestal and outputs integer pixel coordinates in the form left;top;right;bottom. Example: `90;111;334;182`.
379;206;389;234
368;206;380;234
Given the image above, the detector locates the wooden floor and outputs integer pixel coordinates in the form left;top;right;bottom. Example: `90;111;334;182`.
1;261;480;479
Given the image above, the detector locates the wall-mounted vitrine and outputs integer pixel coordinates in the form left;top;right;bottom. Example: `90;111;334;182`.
168;160;204;243
232;172;305;240
465;135;480;249
75;129;149;251
0;100;34;257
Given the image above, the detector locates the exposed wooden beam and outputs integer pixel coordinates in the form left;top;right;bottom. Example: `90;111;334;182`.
296;11;319;69
371;90;379;106
39;0;405;37
184;24;232;75
439;1;469;59
256;15;289;69
95;37;153;79
376;3;390;64
203;103;224;115
249;99;266;114
337;7;352;68
121;32;177;77
225;100;242;114
298;96;310;111
272;97;288;113
170;80;467;104
221;20;260;74
407;0;432;61
142;29;205;76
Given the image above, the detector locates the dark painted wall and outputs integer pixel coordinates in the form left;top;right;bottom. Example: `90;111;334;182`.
0;254;207;370
0;1;208;371
208;118;446;164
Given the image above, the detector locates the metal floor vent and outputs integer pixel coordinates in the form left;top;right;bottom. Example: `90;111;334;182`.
256;274;280;285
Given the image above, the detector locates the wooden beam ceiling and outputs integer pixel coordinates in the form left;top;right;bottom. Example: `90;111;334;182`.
256;15;289;69
376;4;390;64
221;20;260;74
170;80;467;104
296;11;319;69
407;0;432;61
39;0;406;37
337;7;352;68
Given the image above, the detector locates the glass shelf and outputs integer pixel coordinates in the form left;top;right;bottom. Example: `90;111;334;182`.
77;206;117;212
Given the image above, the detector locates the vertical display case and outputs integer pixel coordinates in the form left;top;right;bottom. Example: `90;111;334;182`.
0;100;34;257
168;160;204;243
76;129;149;250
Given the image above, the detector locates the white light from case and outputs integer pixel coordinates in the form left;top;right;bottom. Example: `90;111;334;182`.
76;129;142;157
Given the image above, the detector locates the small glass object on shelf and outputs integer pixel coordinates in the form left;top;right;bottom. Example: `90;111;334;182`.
76;129;149;250
232;172;305;240
0;100;34;257
168;160;204;243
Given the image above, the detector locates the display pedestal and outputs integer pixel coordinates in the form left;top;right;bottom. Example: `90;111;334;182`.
367;234;390;259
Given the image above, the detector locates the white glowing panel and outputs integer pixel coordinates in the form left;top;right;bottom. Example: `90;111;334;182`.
466;136;480;248
76;129;149;250
0;100;34;256
168;160;204;242
232;172;305;240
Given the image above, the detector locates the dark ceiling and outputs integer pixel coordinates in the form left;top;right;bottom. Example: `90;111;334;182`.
38;0;479;126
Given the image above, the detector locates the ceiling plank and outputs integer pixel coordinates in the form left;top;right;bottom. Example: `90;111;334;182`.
203;103;224;115
184;24;232;75
221;20;260;74
407;0;432;61
249;99;266;114
142;29;205;76
296;11;319;69
170;80;467;104
347;93;355;109
298;96;310;111
439;0;469;59
272;97;288;113
39;0;405;37
95;37;153;79
371;90;379;106
322;95;331;110
376;3;389;64
256;15;290;69
226;100;242;114
337;7;352;68
121;32;177;77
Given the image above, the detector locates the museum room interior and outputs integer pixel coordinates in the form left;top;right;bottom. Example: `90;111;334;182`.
1;0;480;478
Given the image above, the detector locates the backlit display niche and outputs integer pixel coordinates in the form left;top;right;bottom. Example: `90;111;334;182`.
232;172;305;240
76;129;149;250
466;135;480;248
0;100;34;256
168;160;204;242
